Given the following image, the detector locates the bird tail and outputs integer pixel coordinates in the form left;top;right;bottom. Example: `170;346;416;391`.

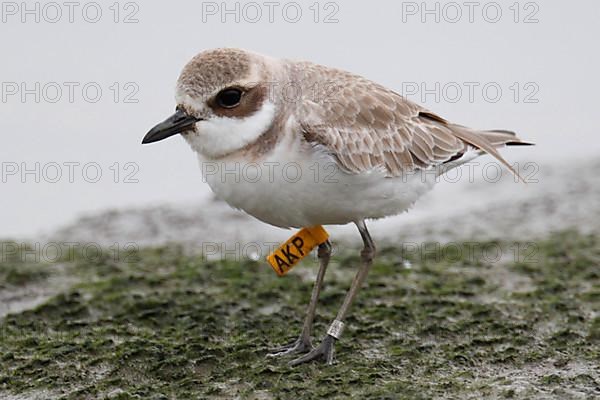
449;126;534;182
478;129;535;148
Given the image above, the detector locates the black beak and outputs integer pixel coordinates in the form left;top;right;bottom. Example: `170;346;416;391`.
142;108;200;144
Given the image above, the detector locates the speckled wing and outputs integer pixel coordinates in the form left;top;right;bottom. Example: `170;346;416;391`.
294;62;520;177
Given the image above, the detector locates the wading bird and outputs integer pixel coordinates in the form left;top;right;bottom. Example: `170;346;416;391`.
143;48;531;365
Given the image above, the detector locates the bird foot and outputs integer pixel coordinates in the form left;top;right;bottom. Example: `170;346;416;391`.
289;335;336;366
267;335;312;357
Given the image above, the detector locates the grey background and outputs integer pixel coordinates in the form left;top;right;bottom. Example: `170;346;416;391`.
1;0;598;238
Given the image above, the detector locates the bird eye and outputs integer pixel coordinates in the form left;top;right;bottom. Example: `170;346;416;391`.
216;88;242;108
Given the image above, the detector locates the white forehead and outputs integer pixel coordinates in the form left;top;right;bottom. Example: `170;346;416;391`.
174;72;261;107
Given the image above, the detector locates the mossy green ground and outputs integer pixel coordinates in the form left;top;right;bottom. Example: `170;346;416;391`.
0;231;598;399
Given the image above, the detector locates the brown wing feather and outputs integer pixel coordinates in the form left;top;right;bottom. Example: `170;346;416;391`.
293;61;526;178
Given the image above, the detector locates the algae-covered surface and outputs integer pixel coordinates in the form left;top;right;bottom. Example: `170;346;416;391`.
0;231;599;399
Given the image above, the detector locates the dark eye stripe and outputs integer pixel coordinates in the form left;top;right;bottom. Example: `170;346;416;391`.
208;85;267;119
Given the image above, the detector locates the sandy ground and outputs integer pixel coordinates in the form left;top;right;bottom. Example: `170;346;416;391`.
4;157;598;337
1;232;598;399
1;157;598;399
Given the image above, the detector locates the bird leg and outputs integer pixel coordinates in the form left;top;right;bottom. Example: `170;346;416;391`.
290;221;375;366
267;240;332;357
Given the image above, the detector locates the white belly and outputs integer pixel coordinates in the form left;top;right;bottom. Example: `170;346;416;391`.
199;139;437;228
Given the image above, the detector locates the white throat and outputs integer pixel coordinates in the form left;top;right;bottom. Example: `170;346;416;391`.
184;102;276;159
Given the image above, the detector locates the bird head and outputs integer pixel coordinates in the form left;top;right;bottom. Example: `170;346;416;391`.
143;48;280;159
